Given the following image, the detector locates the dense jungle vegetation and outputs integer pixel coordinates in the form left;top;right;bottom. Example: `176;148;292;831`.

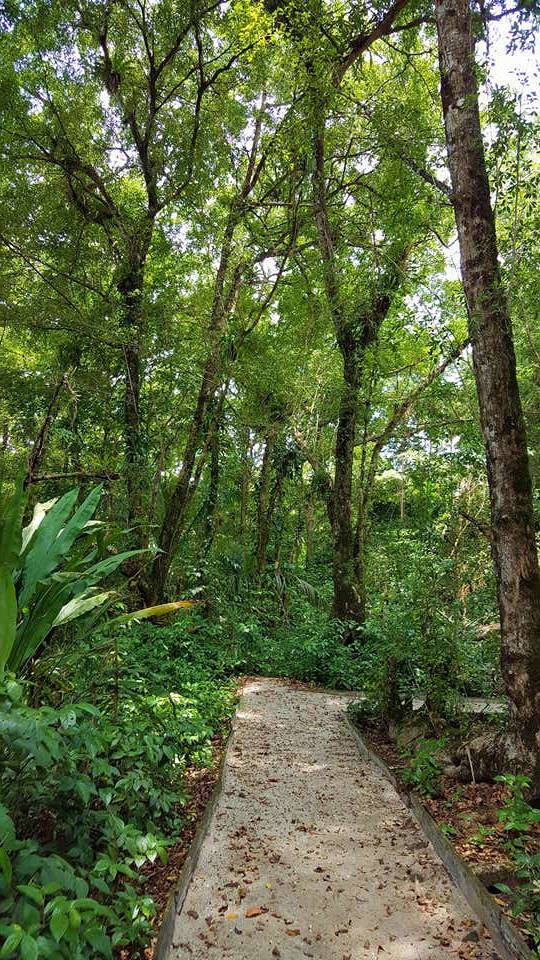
0;0;540;954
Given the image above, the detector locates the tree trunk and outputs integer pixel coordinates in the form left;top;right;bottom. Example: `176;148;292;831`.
239;428;251;544
435;0;540;783
147;378;224;601
312;110;409;629
147;253;238;599
256;431;275;578
352;488;367;627
117;225;154;548
332;349;365;623
146;99;269;600
25;374;67;487
203;416;220;555
305;490;315;571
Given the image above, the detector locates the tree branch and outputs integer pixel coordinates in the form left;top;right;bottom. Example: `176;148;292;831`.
336;0;413;82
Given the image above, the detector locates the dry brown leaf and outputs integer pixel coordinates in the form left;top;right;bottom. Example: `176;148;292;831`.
245;907;265;918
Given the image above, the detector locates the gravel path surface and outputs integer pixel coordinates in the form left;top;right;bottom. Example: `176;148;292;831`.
164;679;500;959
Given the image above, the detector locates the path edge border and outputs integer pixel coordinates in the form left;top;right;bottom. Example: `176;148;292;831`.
153;687;244;960
347;717;535;960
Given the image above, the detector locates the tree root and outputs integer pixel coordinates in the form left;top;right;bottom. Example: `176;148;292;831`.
452;733;525;784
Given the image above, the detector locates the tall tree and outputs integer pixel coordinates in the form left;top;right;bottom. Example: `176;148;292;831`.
435;0;540;781
1;0;260;547
146;95;296;600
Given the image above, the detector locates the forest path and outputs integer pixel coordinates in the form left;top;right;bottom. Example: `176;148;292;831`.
162;679;499;960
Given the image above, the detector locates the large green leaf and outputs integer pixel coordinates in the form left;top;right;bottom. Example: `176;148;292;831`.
9;580;76;673
53;485;103;557
0;565;17;678
75;549;144;588
0;481;25;571
52;591;114;627
21;496;57;555
18;488;79;607
19;486;102;608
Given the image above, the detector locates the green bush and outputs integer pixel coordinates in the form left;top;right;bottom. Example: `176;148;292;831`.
0;652;236;958
401;737;447;797
496;774;540;834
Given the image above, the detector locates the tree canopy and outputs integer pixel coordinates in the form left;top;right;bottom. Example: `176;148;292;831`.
1;0;540;955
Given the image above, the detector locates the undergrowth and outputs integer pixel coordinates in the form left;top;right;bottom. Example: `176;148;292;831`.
0;627;236;959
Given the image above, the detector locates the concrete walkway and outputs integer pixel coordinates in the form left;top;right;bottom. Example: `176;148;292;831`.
163;680;499;960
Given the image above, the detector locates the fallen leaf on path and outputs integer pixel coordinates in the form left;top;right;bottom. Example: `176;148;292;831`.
225;912;239;920
286;929;300;936
245;906;266;918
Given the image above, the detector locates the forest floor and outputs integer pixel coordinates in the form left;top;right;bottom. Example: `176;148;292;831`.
160;679;499;960
365;725;540;947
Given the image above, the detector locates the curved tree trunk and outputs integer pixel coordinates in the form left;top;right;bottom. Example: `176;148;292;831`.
435;0;540;786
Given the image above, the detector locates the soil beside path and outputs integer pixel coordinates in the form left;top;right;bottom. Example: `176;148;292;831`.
162;679;499;960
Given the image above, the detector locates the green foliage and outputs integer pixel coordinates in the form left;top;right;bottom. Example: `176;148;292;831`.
359;509;498;721
0;0;537;952
157;603;365;689
497;851;540;949
0;484;143;676
491;776;540;947
347;698;383;727
235;615;364;688
496;775;540;834
439;822;458;839
401;737;447;797
468;825;493;847
0;630;236;957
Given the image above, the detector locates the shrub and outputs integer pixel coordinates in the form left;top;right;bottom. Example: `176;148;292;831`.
401;737;447;797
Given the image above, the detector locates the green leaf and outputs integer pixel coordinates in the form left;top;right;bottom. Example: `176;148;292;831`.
20;935;38;960
0;849;12;887
0;566;17;679
16;885;44;906
19;486;103;609
53;486;103;555
90;877;110;895
74;778;95;805
0;929;23;957
52;590;114;627
0;481;25;572
85;926;112;958
21;498;57;555
50;907;69;942
9;580;74;673
76;550;145;587
19;487;80;607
